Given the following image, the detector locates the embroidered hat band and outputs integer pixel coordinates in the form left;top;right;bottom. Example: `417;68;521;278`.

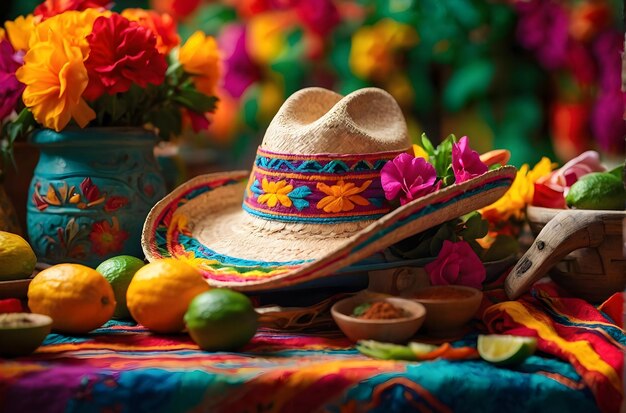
242;147;407;223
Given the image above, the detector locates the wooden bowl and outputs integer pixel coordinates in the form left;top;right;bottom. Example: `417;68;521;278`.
0;313;52;357
516;206;626;302
404;285;483;335
331;296;426;343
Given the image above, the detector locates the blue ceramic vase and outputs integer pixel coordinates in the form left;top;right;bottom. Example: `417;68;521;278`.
26;128;166;267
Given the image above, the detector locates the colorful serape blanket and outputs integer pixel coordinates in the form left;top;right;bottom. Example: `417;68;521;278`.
0;281;623;413
483;282;625;413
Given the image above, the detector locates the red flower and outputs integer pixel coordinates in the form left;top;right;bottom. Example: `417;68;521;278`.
84;14;167;101
121;9;180;54
34;0;111;19
533;183;566;209
104;195;128;212
90;217;129;256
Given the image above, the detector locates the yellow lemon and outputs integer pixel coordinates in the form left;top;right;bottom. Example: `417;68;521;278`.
0;231;37;281
28;264;116;334
126;259;210;333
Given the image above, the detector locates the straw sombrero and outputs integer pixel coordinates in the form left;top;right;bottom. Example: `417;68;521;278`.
142;87;516;291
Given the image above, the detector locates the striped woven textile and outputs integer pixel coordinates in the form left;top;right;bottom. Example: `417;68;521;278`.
483;282;625;413
0;284;614;413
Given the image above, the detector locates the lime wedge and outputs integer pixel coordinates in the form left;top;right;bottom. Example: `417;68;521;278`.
477;334;537;365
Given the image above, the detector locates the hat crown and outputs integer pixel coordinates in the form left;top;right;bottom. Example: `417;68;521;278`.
261;87;410;154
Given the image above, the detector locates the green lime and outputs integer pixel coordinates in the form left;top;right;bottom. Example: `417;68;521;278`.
0;231;37;281
96;255;145;319
565;172;625;210
477;334;537;365
184;289;258;351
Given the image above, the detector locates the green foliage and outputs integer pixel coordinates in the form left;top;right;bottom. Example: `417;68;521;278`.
420;133;457;186
389;210;518;262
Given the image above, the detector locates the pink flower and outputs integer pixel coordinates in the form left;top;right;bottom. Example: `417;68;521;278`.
533;150;605;208
451;136;488;184
381;153;440;205
425;240;486;289
0;39;24;120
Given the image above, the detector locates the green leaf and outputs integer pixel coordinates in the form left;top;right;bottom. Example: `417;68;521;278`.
466;239;485;259
145;106;182;141
432;134;455;179
420;133;436;156
483;235;520;262
429;222;457;256
460;211;489;240
173;87;218;113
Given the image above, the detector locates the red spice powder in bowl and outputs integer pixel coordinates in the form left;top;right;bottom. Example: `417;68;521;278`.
331;296;426;343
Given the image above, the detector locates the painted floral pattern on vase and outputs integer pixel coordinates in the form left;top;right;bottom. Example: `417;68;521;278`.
27;128;166;267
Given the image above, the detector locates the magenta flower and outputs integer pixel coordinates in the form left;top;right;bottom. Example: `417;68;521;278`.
451;136;488;184
0;39;24;120
425;240;486;289
591;31;626;154
219;24;261;99
515;0;569;69
381;153;440;205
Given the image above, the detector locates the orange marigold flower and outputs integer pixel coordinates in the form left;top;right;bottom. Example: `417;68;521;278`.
16;27;95;131
4;14;40;52
317;180;371;213
179;31;221;96
121;8;180;54
90;217;129;256
30;9;110;57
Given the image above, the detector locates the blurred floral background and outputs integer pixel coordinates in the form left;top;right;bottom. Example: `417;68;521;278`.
3;0;624;174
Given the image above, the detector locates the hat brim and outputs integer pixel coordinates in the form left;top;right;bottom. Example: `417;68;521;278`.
142;166;516;291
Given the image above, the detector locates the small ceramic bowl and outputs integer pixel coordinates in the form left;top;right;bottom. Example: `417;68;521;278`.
405;285;482;335
331;296;426;343
0;313;52;357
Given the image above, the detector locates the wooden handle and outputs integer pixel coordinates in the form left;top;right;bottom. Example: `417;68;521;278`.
504;210;610;299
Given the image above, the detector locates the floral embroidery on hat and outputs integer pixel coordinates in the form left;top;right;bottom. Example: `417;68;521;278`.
258;178;294;207
316;180;372;213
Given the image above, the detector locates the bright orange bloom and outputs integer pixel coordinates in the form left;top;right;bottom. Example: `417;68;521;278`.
317;180;372;213
30;9;109;57
178;31;221;96
350;19;418;81
16;27;95;131
121;8;180;54
4;14;40;52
